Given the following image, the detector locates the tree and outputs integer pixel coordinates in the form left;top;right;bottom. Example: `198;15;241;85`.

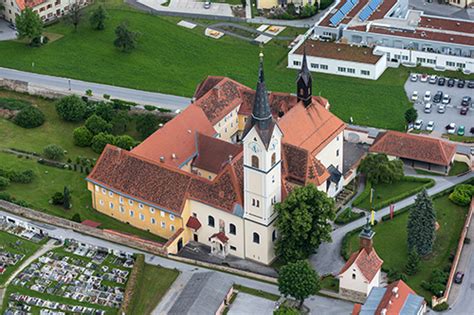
13;106;45;128
43;144;65;161
72;213;82;223
405;108;418;125
89;5;108;30
95;102;115;122
63;186;71;209
275;184;335;263
85;114;112;135
0;176;10;190
358;154;404;184
111;111;130;134
73;126;94;147
51;191;64;205
91;132;116;153
68;2;83;32
405;249;420;275
135;113;159;139
15;8;43;45
114;135;136;150
114;21;140;53
407;189;436;256
278;260;320;310
449;184;474;206
56;95;87;122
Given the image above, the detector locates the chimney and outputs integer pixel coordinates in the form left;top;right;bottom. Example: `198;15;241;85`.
160;156;165;163
359;218;375;253
228;155;233;163
171;153;177;160
392;287;399;297
381;309;387;315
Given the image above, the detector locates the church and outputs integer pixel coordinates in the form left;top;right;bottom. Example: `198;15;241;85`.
86;52;346;265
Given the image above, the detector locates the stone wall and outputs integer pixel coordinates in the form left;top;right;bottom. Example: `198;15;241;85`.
339;287;367;304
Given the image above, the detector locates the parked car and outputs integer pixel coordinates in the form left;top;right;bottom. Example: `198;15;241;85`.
424;91;431;101
442;94;451;104
438;77;446;86
458;125;465;136
447;78;456;87
433;91;443;103
410;74;418;82
411;91;418;101
468;81;474;88
447;123;456;134
8;24;16;30
414;119;423;130
203;1;211;8
420;74;429;82
424;103;432;113
458;79;465;88
426;121;435;131
454;271;464;284
461;96;472;107
460;107;468;115
429;75;438;84
437;104;446;113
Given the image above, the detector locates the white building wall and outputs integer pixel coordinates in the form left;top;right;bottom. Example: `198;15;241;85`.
243;219;276;264
339;263;380;296
214;106;240;143
288;53;387;80
315;131;344;173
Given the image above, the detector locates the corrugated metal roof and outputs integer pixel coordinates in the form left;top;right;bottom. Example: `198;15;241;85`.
400;294;424;315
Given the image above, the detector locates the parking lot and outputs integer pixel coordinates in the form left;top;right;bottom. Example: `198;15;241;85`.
405;74;474;135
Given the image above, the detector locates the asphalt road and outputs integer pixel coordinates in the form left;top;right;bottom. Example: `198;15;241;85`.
0;67;191;111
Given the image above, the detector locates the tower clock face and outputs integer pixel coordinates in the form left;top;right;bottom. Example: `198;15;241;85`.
249;142;260;153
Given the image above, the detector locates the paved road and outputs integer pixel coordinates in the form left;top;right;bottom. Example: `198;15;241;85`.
0;67;191;110
0;20;17;41
311;171;474;276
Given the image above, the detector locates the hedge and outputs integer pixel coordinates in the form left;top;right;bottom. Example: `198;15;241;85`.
341;227;364;260
119;254;145;314
0;97;32;110
335;207;365;225
352;181;372;207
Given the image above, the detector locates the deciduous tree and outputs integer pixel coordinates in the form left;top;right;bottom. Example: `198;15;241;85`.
43;144;65;161
16;8;43;45
135;113;159;139
404;108;418;125
68;2;83;32
114;21;140;53
91;132;116;153
114;135;136;150
275;184;335;263
56;95;87;122
358;153;404;184
73;126;93;147
85;114;112;135
278;260;320;310
407;189;436;256
89;5;108;30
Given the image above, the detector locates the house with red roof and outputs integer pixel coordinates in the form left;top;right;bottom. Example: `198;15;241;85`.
1;0;89;26
339;220;383;303
86;52;346;265
353;280;426;315
369;131;456;175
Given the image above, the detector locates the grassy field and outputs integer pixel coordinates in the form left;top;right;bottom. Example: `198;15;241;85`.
346;194;469;300
128;264;179;314
356;178;433;210
2;1;471;130
234;284;280;301
0;231;42;286
448;161;470;176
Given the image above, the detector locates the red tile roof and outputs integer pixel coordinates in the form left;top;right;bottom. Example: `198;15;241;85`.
369;131;456;166
193;133;242;174
339;247;383;282
282;143;330;186
131;104;216;168
419;16;474;34
375;280;424;314
15;0;47;10
210;231;229;243
186;216;202;231
278;102;345;155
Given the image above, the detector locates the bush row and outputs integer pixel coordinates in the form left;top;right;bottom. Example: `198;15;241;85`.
0;167;35;184
352;181;372;207
0;192;32;208
119;254;145;315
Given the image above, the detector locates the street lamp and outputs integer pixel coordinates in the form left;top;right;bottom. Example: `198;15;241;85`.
68;79;71;91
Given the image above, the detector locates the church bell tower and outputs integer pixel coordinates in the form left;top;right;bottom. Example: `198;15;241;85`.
296;47;313;107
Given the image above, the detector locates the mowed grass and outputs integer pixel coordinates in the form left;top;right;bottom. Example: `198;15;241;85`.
448;161;470;176
356;179;430;210
128;264;179;315
0;231;42;286
347;194;469;300
0;152;166;243
0;1;449;130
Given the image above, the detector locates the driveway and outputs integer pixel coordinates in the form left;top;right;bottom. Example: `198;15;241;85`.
404;75;474;135
137;0;234;17
0;20;17;41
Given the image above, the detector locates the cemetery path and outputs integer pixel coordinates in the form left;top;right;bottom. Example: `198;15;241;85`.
0;239;59;305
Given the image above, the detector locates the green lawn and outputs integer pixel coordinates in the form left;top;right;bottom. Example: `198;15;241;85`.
448;161;470;176
2;1;471;130
447;135;474;143
356;178;433;210
128;264;180;315
0;152;165;243
0;231;42;286
234;284;280;301
346;194;469;300
320;275;339;293
334;207;365;225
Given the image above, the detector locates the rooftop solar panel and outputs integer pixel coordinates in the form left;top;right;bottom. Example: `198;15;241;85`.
330;10;345;25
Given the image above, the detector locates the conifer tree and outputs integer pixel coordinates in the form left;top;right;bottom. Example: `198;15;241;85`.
407;189;436;256
63;186;71;209
405;248;420;275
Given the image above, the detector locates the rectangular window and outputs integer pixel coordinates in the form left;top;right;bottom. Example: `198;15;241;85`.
119;197;124;204
320;64;328;70
101;188;106;195
109;191;114;197
128;200;134;206
446;61;456;67
130;210;134;217
99;200;104;206
119;206;125;213
456;63;465;69
161;211;165;217
139;214;145;221
151;218;156;224
293;61;301;66
311;63;319;69
361;70;370;76
109;202;114;209
95;185;99;192
338;67;346;72
336;149;339;157
170;225;175;232
161;221;166;229
347;68;355;74
150;207;155;214
230;245;236;251
139;203;144;209
170;214;175;221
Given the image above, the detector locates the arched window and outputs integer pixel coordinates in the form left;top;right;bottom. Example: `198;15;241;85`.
251;155;259;168
208;215;215;227
253;232;260;244
271;153;276;166
229;224;236;235
352;273;356;280
272;230;277;242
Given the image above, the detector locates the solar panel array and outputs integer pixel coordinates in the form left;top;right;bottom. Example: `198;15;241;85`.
359;0;383;21
329;0;359;26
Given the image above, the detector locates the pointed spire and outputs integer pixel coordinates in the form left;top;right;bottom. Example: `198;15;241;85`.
298;46;312;86
296;45;313;107
251;52;272;131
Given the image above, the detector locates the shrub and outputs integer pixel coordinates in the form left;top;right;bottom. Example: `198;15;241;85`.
0;176;10;190
51;192;64;205
95;102;115;122
91;132;116;153
352;182;372;207
135;113;159;139
449;184;474;206
111;98;135;110
56;95;87;122
9;169;34;184
43;144;65;161
114;135;136;150
85;89;93;96
72;213;82;223
144;105;155;111
433;302;449;311
73;126;94;147
0;97;31;110
119;254;145;314
13;106;45;128
335;207;365;225
103;94;111;100
85;114;112;135
111;111;130;135
274;305;300;315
